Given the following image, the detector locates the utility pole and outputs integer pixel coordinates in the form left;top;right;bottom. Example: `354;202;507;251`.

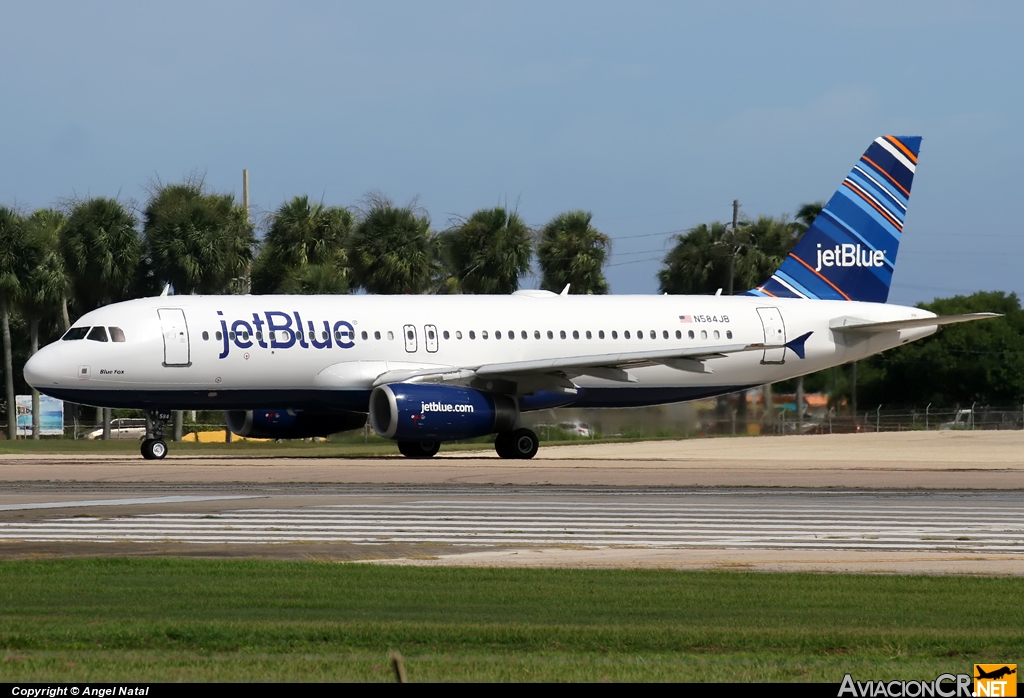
726;199;739;296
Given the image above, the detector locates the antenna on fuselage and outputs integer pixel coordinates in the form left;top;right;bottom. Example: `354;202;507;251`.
560;284;571;296
160;284;171;297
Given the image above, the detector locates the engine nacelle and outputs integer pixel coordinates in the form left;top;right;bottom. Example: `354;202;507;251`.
226;409;366;439
370;384;517;441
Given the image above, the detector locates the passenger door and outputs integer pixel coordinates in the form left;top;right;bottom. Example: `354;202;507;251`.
158;308;191;366
424;324;439;353
756;307;786;364
403;324;418;353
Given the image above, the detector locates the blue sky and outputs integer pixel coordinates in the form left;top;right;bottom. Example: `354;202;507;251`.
2;1;1021;303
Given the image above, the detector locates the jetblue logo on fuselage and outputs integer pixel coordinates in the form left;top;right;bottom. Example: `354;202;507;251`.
815;243;886;272
217;310;355;359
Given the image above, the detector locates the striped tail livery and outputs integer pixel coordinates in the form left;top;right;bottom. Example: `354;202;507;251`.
745;135;921;303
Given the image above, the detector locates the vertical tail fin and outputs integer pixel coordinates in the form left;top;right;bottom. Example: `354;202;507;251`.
745;135;922;303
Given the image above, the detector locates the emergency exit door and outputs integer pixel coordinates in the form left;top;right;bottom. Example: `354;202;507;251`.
158;308;191;366
756;307;786;364
403;324;418;352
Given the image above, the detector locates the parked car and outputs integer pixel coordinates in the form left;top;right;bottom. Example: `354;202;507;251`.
85;418;148;440
558;421;594;438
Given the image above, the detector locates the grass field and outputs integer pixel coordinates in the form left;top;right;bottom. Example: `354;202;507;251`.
0;560;1020;682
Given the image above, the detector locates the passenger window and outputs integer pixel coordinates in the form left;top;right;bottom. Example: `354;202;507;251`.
637;330;643;339
456;331;463;340
496;331;502;339
662;330;668;339
257;332;264;341
482;331;489;339
363;331;369;340
443;330;450;340
650;330;656;339
405;330;412;340
521;330;528;340
387;331;394;340
534;330;540;339
586;330;592;339
427;330;434;340
612;331;618;339
216;331;223;341
559;330;566;339
547;330;553;339
675;330;681;339
375;331;382;340
688;330;695;339
322;331;328;341
599;330;605;339
62;327;89;341
727;330;733;339
87;326;108;342
701;330;708;339
109;327;126;342
202;331;209;341
508;331;514;340
334;331;341;341
624;331;630;339
572;330;579;339
714;330;720;339
229;331;236;340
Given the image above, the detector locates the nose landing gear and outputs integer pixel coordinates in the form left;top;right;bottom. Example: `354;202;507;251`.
141;409;171;460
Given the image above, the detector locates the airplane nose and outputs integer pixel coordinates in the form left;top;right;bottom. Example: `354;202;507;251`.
23;350;54;389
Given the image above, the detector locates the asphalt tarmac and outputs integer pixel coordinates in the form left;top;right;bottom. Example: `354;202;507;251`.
1;431;1022;574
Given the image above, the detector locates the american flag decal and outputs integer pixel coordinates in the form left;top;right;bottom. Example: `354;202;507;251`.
679;315;692;323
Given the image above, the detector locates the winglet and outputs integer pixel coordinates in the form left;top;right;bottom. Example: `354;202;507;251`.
785;331;813;360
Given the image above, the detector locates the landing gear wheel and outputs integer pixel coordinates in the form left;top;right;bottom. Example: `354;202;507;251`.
509;428;539;460
397;440;440;459
494;433;514;459
141;438;168;460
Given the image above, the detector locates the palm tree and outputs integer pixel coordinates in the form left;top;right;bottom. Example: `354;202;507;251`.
21;210;71;439
440;207;532;294
252;196;352;294
657;222;732;295
537;211;610;294
348;194;439;294
795;201;825;234
61;198;142;313
144;180;255;295
0;207;29;440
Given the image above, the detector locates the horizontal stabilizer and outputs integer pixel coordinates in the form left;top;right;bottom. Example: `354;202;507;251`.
830;313;1000;335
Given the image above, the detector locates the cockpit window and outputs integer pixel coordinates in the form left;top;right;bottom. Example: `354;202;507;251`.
62;327;89;341
108;327;126;342
87;326;109;342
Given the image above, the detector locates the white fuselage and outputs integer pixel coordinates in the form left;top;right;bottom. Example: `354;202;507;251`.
24;292;936;412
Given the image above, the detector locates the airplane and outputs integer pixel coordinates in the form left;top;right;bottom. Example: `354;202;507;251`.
24;135;998;460
975;666;1016;681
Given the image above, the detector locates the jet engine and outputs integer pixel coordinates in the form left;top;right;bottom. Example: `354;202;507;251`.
226;409;366;439
369;383;517;441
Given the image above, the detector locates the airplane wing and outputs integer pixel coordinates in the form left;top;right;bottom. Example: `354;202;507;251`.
371;334;812;389
830;313;1000;335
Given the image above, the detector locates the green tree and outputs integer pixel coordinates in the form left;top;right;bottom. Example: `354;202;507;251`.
348;195;439;294
859;291;1024;406
794;201;825;234
143;180;255;295
21;210;72;439
658;216;798;295
537;211;610;294
252;196;352;294
0;207;30;439
440;207;532;294
61;198;142;313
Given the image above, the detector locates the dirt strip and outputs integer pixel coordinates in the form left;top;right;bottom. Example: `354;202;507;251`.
1;431;1022;488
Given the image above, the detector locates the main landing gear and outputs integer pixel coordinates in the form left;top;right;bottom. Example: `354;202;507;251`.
141;409;171;460
494;428;539;460
397;439;441;459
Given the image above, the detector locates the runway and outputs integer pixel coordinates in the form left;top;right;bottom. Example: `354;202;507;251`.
1;485;1022;573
